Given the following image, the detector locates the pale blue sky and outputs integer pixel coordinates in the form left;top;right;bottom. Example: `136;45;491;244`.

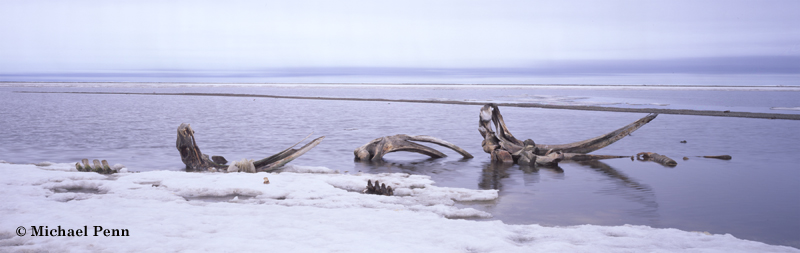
0;0;798;78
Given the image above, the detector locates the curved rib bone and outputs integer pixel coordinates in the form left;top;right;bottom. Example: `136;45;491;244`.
256;136;325;171
406;135;474;159
536;113;658;154
354;134;473;162
253;132;313;168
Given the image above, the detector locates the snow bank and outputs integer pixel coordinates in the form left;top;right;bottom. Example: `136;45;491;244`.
0;163;796;252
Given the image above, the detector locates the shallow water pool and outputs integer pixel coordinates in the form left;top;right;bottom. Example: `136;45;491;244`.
1;84;798;248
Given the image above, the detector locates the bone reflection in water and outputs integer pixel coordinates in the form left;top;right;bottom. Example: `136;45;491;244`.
356;156;462;178
518;164;565;186
479;162;513;190
574;160;661;225
518;165;541;186
480;163;566;190
522;164;565;175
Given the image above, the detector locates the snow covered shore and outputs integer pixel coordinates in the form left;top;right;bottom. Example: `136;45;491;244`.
1;162;796;252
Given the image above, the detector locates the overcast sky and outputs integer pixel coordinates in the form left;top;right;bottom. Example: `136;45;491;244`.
0;0;798;74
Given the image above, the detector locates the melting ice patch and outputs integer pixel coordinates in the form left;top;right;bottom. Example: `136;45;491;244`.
0;163;797;252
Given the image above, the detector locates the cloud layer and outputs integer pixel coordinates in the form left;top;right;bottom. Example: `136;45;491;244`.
1;0;798;74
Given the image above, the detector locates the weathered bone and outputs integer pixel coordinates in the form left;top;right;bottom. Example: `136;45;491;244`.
177;123;219;171
101;160;112;173
479;103;657;165
177;123;324;172
255;135;325;171
75;159;118;174
354;134;473;162
92;159;103;172
529;151;565;166
82;159;92;172
636;152;678;166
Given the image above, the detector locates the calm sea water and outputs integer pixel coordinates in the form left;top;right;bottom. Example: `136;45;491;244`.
1;84;799;248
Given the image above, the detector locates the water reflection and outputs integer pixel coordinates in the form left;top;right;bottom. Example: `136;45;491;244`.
572;160;661;225
479;162;566;190
478;162;513;190
353;157;473;178
474;159;662;226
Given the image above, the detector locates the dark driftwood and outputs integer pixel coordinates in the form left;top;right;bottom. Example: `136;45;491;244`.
177;123;324;172
702;155;732;160
636;152;678;167
354;134;473;162
479;103;657;166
